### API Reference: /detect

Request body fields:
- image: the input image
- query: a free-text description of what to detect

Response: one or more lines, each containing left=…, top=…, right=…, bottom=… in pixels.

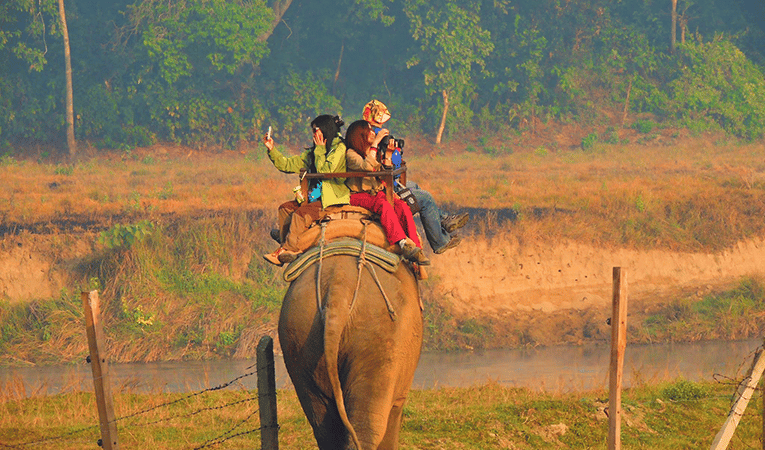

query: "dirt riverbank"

left=3, top=224, right=764, bottom=349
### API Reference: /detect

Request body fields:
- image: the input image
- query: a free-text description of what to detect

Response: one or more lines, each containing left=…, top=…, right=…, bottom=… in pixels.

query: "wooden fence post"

left=608, top=267, right=628, bottom=450
left=710, top=345, right=765, bottom=450
left=82, top=290, right=119, bottom=450
left=257, top=336, right=279, bottom=449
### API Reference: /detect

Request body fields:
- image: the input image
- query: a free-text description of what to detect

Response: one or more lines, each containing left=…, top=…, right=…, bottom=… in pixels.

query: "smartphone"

left=266, top=126, right=272, bottom=140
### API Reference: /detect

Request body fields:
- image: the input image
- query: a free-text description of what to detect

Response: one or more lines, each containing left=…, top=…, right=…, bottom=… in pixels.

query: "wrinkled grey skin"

left=278, top=255, right=423, bottom=450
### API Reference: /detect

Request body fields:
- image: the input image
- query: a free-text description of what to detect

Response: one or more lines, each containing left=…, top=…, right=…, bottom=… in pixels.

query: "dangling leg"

left=265, top=201, right=322, bottom=265
left=393, top=198, right=422, bottom=248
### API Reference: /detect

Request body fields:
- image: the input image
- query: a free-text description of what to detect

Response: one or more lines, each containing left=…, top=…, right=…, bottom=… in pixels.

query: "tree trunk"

left=333, top=41, right=344, bottom=94
left=621, top=77, right=632, bottom=126
left=435, top=90, right=449, bottom=145
left=58, top=0, right=76, bottom=157
left=670, top=0, right=678, bottom=54
left=679, top=15, right=687, bottom=44
left=258, top=0, right=294, bottom=42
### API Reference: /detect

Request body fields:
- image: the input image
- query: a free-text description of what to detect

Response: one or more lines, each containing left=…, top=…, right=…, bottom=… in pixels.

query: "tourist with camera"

left=262, top=115, right=350, bottom=266
left=344, top=120, right=430, bottom=266
left=361, top=100, right=468, bottom=255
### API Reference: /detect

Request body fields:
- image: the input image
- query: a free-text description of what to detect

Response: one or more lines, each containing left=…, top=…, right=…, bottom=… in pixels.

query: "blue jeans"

left=395, top=180, right=450, bottom=252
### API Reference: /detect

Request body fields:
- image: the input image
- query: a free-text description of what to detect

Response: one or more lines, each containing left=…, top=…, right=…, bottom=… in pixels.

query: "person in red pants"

left=344, top=119, right=430, bottom=266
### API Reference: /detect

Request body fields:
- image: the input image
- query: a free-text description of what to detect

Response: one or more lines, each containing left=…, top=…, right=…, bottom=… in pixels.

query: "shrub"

left=633, top=119, right=657, bottom=134
left=661, top=379, right=710, bottom=401
left=667, top=38, right=765, bottom=140
left=99, top=220, right=157, bottom=250
left=581, top=133, right=598, bottom=150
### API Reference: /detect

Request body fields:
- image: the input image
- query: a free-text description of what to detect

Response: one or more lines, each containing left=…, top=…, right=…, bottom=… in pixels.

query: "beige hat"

left=362, top=99, right=391, bottom=126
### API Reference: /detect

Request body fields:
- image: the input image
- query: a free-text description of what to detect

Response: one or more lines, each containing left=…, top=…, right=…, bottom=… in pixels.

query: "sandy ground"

left=428, top=234, right=765, bottom=318
left=5, top=230, right=765, bottom=317
left=0, top=233, right=92, bottom=302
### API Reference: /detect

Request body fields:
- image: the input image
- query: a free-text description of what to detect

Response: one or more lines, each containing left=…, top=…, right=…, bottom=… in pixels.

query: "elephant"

left=278, top=252, right=423, bottom=450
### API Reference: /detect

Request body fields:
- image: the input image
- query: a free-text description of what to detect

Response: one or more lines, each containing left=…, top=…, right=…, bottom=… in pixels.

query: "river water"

left=1, top=339, right=761, bottom=396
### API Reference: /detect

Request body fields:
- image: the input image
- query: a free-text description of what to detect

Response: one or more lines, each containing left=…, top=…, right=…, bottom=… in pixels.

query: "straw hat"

left=361, top=99, right=391, bottom=126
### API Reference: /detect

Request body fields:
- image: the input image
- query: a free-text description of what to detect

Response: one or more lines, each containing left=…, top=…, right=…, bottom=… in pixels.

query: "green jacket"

left=267, top=135, right=350, bottom=208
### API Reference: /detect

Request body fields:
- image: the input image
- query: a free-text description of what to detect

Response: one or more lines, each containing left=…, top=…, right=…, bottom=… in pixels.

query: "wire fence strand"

left=0, top=361, right=269, bottom=449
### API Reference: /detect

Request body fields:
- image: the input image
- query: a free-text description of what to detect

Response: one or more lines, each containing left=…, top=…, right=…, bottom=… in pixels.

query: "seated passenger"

left=344, top=120, right=430, bottom=266
left=263, top=115, right=350, bottom=266
left=362, top=99, right=468, bottom=254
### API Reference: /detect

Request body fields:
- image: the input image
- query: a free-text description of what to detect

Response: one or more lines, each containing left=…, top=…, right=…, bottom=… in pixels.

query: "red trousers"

left=350, top=191, right=421, bottom=247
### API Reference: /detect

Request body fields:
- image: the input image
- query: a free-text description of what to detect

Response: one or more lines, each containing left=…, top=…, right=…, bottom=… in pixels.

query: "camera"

left=378, top=134, right=405, bottom=169
left=379, top=135, right=405, bottom=151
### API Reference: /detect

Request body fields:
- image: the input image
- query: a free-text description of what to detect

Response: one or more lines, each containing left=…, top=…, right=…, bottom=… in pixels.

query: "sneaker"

left=269, top=228, right=281, bottom=244
left=441, top=213, right=469, bottom=233
left=263, top=248, right=286, bottom=266
left=434, top=235, right=461, bottom=255
left=400, top=238, right=431, bottom=266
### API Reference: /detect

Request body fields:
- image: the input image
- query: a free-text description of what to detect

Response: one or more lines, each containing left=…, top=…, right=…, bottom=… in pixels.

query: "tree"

left=0, top=0, right=63, bottom=145
left=57, top=0, right=76, bottom=156
left=671, top=0, right=678, bottom=54
left=124, top=0, right=273, bottom=145
left=404, top=0, right=493, bottom=143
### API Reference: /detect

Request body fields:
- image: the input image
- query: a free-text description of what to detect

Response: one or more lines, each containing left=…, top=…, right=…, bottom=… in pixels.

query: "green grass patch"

left=4, top=380, right=760, bottom=449
left=638, top=277, right=765, bottom=342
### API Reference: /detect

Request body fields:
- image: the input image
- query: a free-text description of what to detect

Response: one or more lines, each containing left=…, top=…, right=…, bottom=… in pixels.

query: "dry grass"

left=0, top=148, right=288, bottom=225
left=4, top=132, right=763, bottom=252
left=2, top=130, right=765, bottom=363
left=0, top=137, right=761, bottom=248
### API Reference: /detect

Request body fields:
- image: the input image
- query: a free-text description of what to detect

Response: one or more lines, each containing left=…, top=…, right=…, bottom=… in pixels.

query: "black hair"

left=310, top=114, right=345, bottom=150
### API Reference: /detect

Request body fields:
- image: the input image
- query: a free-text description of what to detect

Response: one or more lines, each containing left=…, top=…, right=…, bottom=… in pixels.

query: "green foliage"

left=404, top=0, right=493, bottom=137
left=0, top=0, right=764, bottom=147
left=633, top=118, right=657, bottom=134
left=667, top=38, right=765, bottom=140
left=275, top=71, right=342, bottom=141
left=506, top=15, right=548, bottom=127
left=0, top=0, right=60, bottom=72
left=99, top=220, right=156, bottom=250
left=0, top=291, right=83, bottom=362
left=581, top=133, right=598, bottom=150
left=661, top=379, right=711, bottom=401
left=601, top=127, right=620, bottom=144
left=456, top=318, right=493, bottom=349
left=53, top=164, right=73, bottom=175
left=121, top=0, right=273, bottom=146
left=640, top=277, right=765, bottom=342
left=0, top=152, right=17, bottom=166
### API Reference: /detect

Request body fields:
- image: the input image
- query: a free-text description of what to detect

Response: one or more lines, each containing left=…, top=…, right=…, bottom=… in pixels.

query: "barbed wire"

left=191, top=408, right=263, bottom=449
left=0, top=361, right=267, bottom=449
left=111, top=362, right=259, bottom=425
left=122, top=395, right=258, bottom=428
left=0, top=423, right=100, bottom=449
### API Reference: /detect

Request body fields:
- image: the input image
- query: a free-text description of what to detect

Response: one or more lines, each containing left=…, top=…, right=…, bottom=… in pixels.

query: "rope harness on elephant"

left=314, top=221, right=397, bottom=322
left=350, top=221, right=396, bottom=321
left=315, top=223, right=327, bottom=318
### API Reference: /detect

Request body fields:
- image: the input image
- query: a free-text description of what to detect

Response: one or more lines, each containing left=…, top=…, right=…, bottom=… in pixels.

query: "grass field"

left=1, top=129, right=765, bottom=363
left=3, top=130, right=764, bottom=251
left=0, top=378, right=762, bottom=449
